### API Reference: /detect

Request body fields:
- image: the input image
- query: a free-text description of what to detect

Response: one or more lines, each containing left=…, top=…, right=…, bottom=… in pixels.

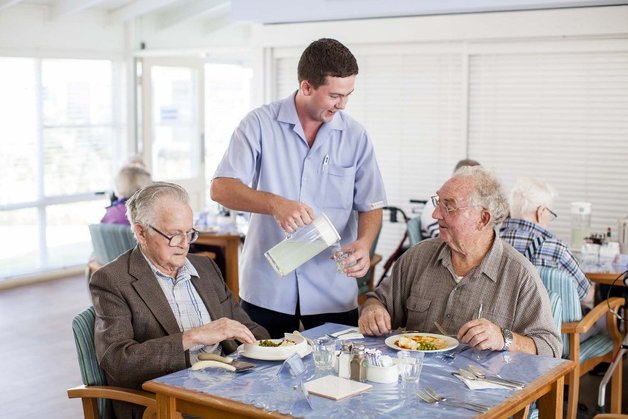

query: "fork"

left=433, top=321, right=448, bottom=335
left=326, top=329, right=359, bottom=339
left=416, top=389, right=489, bottom=414
left=443, top=345, right=470, bottom=360
left=426, top=387, right=490, bottom=412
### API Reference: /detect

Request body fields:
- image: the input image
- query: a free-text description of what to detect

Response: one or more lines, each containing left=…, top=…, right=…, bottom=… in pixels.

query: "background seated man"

left=420, top=158, right=480, bottom=239
left=500, top=178, right=594, bottom=308
left=91, top=182, right=269, bottom=419
left=101, top=164, right=152, bottom=225
left=359, top=167, right=561, bottom=357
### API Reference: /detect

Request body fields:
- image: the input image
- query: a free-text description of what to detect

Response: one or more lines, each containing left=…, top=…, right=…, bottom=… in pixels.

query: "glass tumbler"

left=312, top=338, right=336, bottom=370
left=397, top=350, right=424, bottom=383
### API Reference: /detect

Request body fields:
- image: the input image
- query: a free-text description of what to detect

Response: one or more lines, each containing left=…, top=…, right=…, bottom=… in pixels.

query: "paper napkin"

left=453, top=373, right=513, bottom=390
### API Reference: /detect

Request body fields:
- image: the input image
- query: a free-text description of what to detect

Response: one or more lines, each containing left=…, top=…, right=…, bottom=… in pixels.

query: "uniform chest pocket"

left=319, top=164, right=356, bottom=209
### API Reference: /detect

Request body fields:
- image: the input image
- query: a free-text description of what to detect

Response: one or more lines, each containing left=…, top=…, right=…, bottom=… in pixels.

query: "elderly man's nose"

left=432, top=205, right=443, bottom=219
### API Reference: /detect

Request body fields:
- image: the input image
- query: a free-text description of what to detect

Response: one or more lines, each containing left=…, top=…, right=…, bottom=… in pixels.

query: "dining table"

left=143, top=323, right=574, bottom=419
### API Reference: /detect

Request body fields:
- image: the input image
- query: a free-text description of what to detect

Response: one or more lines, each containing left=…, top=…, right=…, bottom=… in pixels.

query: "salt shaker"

left=350, top=344, right=368, bottom=382
left=337, top=341, right=352, bottom=379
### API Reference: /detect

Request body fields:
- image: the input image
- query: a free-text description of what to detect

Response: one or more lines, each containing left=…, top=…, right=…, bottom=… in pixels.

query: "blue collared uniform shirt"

left=213, top=92, right=387, bottom=315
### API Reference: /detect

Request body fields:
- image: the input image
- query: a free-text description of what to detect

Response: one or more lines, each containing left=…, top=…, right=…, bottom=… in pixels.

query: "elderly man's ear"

left=133, top=224, right=147, bottom=245
left=478, top=210, right=492, bottom=230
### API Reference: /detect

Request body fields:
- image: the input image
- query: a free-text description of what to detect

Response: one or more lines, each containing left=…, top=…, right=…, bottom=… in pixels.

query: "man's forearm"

left=210, top=177, right=276, bottom=214
left=512, top=332, right=537, bottom=355
left=357, top=208, right=383, bottom=249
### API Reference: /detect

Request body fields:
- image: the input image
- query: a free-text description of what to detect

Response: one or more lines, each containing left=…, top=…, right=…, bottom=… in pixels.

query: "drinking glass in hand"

left=396, top=350, right=424, bottom=383
left=330, top=242, right=357, bottom=273
left=312, top=338, right=336, bottom=370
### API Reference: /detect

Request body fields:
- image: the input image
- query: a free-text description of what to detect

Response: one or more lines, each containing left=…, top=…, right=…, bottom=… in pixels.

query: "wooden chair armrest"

left=67, top=385, right=156, bottom=408
left=370, top=253, right=382, bottom=268
left=564, top=297, right=625, bottom=334
left=561, top=321, right=579, bottom=334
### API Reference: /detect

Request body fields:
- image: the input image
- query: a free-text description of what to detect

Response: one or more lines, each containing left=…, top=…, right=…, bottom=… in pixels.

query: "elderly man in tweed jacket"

left=91, top=182, right=269, bottom=419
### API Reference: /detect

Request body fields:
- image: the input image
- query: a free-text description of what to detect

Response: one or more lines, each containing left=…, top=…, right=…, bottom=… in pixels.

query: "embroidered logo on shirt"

left=370, top=201, right=385, bottom=209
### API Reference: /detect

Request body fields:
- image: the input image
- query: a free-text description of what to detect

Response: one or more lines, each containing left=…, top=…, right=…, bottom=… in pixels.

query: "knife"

left=192, top=353, right=256, bottom=372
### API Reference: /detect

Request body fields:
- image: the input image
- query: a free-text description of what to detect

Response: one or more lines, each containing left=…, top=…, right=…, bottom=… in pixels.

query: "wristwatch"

left=501, top=328, right=513, bottom=351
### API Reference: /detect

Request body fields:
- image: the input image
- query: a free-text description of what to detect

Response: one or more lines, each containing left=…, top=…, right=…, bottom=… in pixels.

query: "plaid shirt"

left=499, top=218, right=591, bottom=301
left=143, top=254, right=221, bottom=362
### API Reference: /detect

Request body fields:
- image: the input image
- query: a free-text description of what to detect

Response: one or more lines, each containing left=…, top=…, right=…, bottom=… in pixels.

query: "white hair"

left=452, top=166, right=509, bottom=229
left=509, top=178, right=556, bottom=218
left=115, top=165, right=152, bottom=199
left=125, top=182, right=190, bottom=227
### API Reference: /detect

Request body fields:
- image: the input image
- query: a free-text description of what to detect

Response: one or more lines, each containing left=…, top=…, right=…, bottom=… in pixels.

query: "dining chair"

left=519, top=290, right=561, bottom=419
left=67, top=306, right=156, bottom=419
left=406, top=216, right=423, bottom=247
left=357, top=228, right=382, bottom=305
left=86, top=224, right=136, bottom=279
left=537, top=266, right=624, bottom=419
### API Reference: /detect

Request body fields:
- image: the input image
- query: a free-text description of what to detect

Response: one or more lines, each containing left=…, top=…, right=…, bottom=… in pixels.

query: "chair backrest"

left=537, top=266, right=582, bottom=357
left=72, top=306, right=107, bottom=387
left=547, top=290, right=563, bottom=335
left=407, top=216, right=422, bottom=246
left=72, top=306, right=109, bottom=418
left=89, top=224, right=136, bottom=265
left=356, top=227, right=382, bottom=295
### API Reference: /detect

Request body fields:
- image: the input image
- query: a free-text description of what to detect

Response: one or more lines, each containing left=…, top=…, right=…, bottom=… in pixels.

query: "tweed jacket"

left=90, top=246, right=269, bottom=418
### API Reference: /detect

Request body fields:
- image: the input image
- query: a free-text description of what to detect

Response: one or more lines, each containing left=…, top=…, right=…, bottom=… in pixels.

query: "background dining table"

left=143, top=323, right=574, bottom=418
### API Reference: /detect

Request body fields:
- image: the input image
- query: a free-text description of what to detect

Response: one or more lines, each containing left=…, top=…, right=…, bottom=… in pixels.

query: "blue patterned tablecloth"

left=151, top=323, right=567, bottom=418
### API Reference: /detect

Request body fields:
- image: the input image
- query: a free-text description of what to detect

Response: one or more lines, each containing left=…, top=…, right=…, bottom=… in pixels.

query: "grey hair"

left=509, top=178, right=556, bottom=219
left=115, top=165, right=152, bottom=199
left=125, top=181, right=190, bottom=226
left=453, top=166, right=509, bottom=229
left=453, top=158, right=480, bottom=173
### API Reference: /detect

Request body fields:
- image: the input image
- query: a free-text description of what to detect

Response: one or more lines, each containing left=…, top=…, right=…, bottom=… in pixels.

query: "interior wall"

left=0, top=4, right=125, bottom=58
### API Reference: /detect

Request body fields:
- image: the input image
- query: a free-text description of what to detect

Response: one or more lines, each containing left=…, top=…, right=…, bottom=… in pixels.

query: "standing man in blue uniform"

left=211, top=38, right=387, bottom=337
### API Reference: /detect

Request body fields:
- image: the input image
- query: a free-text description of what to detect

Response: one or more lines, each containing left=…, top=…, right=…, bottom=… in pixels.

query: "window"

left=204, top=63, right=254, bottom=205
left=0, top=57, right=122, bottom=280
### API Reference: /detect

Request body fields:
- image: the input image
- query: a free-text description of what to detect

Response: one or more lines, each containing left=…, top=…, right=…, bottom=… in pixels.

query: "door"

left=141, top=58, right=205, bottom=211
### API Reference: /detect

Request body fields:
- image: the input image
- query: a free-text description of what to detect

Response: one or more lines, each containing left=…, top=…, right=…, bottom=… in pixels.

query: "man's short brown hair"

left=297, top=38, right=359, bottom=89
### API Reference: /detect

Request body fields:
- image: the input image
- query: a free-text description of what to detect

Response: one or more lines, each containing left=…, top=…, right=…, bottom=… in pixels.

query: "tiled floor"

left=0, top=274, right=626, bottom=418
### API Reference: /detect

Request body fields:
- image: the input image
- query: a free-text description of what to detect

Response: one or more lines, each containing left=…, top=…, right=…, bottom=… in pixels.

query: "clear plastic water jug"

left=264, top=213, right=341, bottom=276
left=570, top=202, right=591, bottom=250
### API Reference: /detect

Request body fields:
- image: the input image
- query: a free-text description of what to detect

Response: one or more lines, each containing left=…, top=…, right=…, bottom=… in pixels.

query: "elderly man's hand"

left=183, top=318, right=257, bottom=350
left=358, top=300, right=391, bottom=336
left=457, top=318, right=504, bottom=351
left=268, top=196, right=314, bottom=234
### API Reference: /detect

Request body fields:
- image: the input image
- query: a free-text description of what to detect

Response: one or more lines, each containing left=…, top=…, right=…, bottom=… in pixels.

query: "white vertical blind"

left=274, top=51, right=465, bottom=280
left=468, top=51, right=628, bottom=244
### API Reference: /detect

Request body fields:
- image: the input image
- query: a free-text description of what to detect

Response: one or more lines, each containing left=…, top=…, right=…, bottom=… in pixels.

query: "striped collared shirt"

left=142, top=253, right=221, bottom=363
left=500, top=218, right=591, bottom=301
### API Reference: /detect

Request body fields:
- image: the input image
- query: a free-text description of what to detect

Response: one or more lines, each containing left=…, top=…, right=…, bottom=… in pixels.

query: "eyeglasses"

left=431, top=195, right=476, bottom=215
left=544, top=207, right=558, bottom=221
left=149, top=225, right=198, bottom=247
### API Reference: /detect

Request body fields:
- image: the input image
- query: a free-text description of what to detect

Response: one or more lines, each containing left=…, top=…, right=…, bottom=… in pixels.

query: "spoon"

left=467, top=365, right=525, bottom=387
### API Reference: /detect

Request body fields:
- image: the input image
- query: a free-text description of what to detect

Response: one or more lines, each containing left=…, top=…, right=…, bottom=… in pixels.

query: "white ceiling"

left=3, top=0, right=627, bottom=33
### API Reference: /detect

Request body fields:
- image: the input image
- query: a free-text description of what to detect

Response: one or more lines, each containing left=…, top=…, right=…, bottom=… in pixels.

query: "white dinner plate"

left=237, top=343, right=313, bottom=361
left=384, top=332, right=458, bottom=353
